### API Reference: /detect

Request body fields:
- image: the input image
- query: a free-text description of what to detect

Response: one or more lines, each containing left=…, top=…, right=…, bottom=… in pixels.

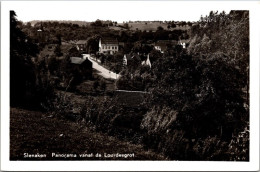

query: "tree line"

left=21, top=20, right=189, bottom=45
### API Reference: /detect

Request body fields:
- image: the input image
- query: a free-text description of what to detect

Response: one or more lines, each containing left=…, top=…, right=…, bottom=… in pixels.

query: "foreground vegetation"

left=10, top=107, right=165, bottom=160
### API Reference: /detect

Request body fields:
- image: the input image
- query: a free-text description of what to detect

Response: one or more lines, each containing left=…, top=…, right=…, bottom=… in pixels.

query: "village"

left=33, top=20, right=189, bottom=78
left=26, top=20, right=191, bottom=108
left=73, top=37, right=187, bottom=79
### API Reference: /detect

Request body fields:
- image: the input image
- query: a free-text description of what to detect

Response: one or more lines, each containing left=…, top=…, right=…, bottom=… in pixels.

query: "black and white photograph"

left=1, top=1, right=259, bottom=171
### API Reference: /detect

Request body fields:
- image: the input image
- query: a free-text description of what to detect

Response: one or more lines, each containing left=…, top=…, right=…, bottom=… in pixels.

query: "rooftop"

left=70, top=57, right=86, bottom=64
left=101, top=38, right=119, bottom=45
left=154, top=40, right=179, bottom=51
left=76, top=40, right=88, bottom=45
left=178, top=39, right=190, bottom=44
left=155, top=40, right=178, bottom=46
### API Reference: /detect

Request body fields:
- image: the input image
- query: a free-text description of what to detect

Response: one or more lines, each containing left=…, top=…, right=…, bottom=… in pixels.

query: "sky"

left=8, top=1, right=238, bottom=23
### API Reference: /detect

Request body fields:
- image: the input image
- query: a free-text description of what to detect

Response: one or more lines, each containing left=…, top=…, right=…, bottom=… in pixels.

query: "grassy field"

left=10, top=107, right=166, bottom=160
left=37, top=43, right=73, bottom=61
left=112, top=22, right=190, bottom=31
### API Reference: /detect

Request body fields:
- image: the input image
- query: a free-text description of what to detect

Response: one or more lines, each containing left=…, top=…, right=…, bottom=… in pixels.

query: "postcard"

left=1, top=1, right=259, bottom=171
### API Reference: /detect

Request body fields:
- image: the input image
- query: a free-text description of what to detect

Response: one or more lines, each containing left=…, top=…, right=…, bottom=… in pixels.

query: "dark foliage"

left=140, top=11, right=249, bottom=160
left=10, top=11, right=39, bottom=107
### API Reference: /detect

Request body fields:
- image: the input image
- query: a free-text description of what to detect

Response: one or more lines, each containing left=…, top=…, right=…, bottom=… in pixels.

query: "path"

left=83, top=55, right=120, bottom=80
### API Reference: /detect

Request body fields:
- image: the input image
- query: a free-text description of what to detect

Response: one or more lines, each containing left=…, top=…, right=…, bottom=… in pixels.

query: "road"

left=84, top=55, right=120, bottom=80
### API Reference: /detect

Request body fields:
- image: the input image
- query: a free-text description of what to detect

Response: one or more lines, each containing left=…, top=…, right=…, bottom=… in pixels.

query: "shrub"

left=227, top=123, right=249, bottom=161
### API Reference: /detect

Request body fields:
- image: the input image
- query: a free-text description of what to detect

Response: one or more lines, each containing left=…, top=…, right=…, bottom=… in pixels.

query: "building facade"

left=76, top=40, right=88, bottom=52
left=99, top=38, right=119, bottom=55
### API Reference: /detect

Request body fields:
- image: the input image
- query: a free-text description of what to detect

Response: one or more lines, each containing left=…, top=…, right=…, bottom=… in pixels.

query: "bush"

left=51, top=92, right=90, bottom=122
left=54, top=45, right=63, bottom=57
left=227, top=123, right=249, bottom=161
left=140, top=106, right=248, bottom=160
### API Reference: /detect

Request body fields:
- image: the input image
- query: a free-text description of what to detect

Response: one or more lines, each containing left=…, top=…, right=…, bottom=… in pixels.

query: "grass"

left=111, top=22, right=190, bottom=31
left=10, top=107, right=166, bottom=160
left=75, top=69, right=116, bottom=95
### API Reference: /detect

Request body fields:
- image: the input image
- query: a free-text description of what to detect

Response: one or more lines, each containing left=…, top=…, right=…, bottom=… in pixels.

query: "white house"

left=99, top=38, right=119, bottom=55
left=123, top=54, right=128, bottom=66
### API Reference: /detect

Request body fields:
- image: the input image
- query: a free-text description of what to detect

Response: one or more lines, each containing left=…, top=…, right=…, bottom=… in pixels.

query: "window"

left=115, top=46, right=118, bottom=50
left=102, top=46, right=104, bottom=49
left=112, top=46, right=114, bottom=49
left=108, top=46, right=110, bottom=49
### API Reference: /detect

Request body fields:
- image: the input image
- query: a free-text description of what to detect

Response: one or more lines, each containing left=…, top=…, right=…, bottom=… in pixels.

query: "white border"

left=1, top=1, right=259, bottom=171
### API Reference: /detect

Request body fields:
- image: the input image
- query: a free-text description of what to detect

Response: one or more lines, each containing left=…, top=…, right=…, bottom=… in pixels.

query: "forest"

left=10, top=10, right=249, bottom=161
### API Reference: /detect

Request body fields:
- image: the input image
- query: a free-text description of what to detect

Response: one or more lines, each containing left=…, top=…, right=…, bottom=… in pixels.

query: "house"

left=154, top=40, right=178, bottom=53
left=70, top=56, right=92, bottom=80
left=123, top=54, right=134, bottom=66
left=154, top=42, right=166, bottom=53
left=99, top=38, right=119, bottom=55
left=123, top=54, right=128, bottom=66
left=141, top=54, right=151, bottom=68
left=76, top=40, right=88, bottom=52
left=178, top=39, right=189, bottom=49
left=123, top=54, right=141, bottom=67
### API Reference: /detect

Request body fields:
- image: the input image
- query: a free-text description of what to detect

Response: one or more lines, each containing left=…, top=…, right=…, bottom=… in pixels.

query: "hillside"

left=110, top=22, right=191, bottom=32
left=10, top=107, right=166, bottom=160
left=127, top=22, right=190, bottom=31
left=28, top=20, right=91, bottom=27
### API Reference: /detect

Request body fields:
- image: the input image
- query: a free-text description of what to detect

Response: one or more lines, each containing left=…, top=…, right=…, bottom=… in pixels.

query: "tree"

left=150, top=46, right=247, bottom=140
left=10, top=11, right=39, bottom=106
left=100, top=54, right=106, bottom=64
left=91, top=19, right=103, bottom=27
left=188, top=10, right=249, bottom=108
left=123, top=23, right=129, bottom=29
left=123, top=43, right=134, bottom=54
left=109, top=22, right=113, bottom=26
left=93, top=80, right=100, bottom=92
left=100, top=79, right=107, bottom=91
left=149, top=49, right=162, bottom=63
left=157, top=26, right=164, bottom=31
left=54, top=45, right=63, bottom=57
left=68, top=46, right=81, bottom=57
left=56, top=33, right=62, bottom=45
left=187, top=22, right=193, bottom=27
left=48, top=57, right=59, bottom=75
left=87, top=37, right=99, bottom=54
left=171, top=23, right=176, bottom=28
